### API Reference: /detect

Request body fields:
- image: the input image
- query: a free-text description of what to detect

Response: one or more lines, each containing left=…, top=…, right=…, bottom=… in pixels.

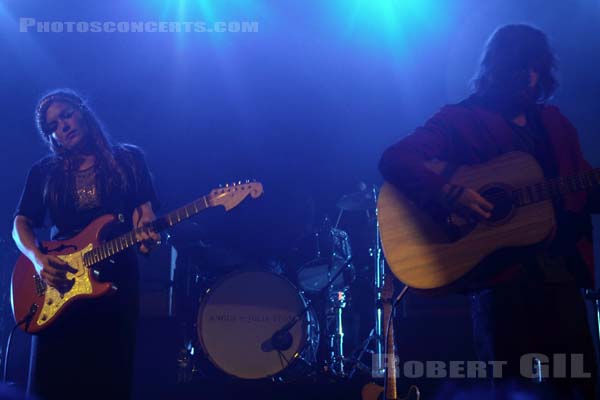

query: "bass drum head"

left=197, top=270, right=317, bottom=380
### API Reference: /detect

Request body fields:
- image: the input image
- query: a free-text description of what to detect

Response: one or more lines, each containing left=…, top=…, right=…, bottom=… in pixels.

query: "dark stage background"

left=1, top=0, right=599, bottom=399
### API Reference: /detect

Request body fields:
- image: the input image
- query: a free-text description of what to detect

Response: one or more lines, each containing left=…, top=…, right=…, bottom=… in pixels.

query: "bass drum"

left=197, top=270, right=319, bottom=380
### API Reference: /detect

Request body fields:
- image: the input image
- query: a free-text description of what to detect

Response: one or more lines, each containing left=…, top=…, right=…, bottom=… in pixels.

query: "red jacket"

left=379, top=96, right=598, bottom=288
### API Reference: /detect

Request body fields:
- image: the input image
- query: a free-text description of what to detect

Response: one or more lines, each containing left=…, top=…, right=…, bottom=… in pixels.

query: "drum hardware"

left=347, top=327, right=377, bottom=377
left=276, top=255, right=353, bottom=377
left=584, top=288, right=600, bottom=376
left=335, top=188, right=375, bottom=212
left=324, top=288, right=347, bottom=377
left=196, top=270, right=319, bottom=381
left=371, top=189, right=386, bottom=378
left=292, top=215, right=355, bottom=377
left=296, top=219, right=354, bottom=293
left=176, top=341, right=196, bottom=384
left=170, top=233, right=245, bottom=377
left=264, top=291, right=317, bottom=354
left=173, top=183, right=395, bottom=383
left=336, top=185, right=387, bottom=379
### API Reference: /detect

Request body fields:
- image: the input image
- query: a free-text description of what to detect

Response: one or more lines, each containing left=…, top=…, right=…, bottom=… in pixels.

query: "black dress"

left=14, top=144, right=158, bottom=400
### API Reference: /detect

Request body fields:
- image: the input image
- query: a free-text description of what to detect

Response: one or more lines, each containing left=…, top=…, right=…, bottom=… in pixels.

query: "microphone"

left=270, top=328, right=293, bottom=351
left=264, top=314, right=300, bottom=352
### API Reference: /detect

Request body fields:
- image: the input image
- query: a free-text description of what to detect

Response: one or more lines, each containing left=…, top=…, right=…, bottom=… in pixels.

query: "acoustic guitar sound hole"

left=480, top=186, right=514, bottom=223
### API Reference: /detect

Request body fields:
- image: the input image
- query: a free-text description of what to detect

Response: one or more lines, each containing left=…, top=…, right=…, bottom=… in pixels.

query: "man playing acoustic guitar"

left=379, top=24, right=599, bottom=399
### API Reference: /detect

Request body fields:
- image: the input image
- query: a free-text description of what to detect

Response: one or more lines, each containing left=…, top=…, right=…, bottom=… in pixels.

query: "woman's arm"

left=12, top=215, right=42, bottom=262
left=12, top=215, right=75, bottom=290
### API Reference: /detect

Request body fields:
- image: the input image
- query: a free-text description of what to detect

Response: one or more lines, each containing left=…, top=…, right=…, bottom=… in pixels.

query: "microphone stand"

left=584, top=289, right=600, bottom=360
left=347, top=185, right=385, bottom=379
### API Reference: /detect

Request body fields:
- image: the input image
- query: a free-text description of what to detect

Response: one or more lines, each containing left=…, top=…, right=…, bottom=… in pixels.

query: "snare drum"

left=197, top=270, right=319, bottom=380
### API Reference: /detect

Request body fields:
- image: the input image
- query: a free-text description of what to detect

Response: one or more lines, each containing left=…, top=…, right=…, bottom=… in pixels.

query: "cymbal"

left=336, top=191, right=375, bottom=211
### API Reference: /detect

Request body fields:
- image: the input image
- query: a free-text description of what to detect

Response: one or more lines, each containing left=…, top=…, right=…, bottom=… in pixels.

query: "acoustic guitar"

left=11, top=181, right=263, bottom=333
left=378, top=151, right=599, bottom=289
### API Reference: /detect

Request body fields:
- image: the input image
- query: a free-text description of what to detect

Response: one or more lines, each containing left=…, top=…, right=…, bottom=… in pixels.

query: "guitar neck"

left=83, top=196, right=210, bottom=267
left=514, top=167, right=600, bottom=206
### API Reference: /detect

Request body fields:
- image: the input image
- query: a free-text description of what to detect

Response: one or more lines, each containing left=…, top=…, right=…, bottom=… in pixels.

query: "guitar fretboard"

left=83, top=196, right=210, bottom=267
left=514, top=168, right=600, bottom=206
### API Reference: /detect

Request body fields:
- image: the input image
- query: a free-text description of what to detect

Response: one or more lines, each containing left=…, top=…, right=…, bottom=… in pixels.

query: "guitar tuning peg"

left=238, top=180, right=242, bottom=185
left=225, top=183, right=229, bottom=188
left=245, top=179, right=250, bottom=183
left=218, top=184, right=223, bottom=188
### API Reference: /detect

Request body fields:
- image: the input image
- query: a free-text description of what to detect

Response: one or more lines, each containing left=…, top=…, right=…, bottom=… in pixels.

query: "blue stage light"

left=325, top=0, right=451, bottom=52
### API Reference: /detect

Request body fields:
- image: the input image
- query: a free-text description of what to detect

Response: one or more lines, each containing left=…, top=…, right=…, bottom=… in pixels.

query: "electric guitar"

left=11, top=181, right=264, bottom=333
left=378, top=151, right=599, bottom=289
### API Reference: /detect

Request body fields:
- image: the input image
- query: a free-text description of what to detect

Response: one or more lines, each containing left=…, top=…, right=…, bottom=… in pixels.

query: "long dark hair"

left=472, top=24, right=558, bottom=104
left=35, top=89, right=131, bottom=211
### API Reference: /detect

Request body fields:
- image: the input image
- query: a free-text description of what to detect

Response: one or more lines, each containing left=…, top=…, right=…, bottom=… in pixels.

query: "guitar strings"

left=453, top=168, right=599, bottom=206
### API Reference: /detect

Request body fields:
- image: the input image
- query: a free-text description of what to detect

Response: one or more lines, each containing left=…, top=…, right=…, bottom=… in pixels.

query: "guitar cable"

left=2, top=306, right=36, bottom=384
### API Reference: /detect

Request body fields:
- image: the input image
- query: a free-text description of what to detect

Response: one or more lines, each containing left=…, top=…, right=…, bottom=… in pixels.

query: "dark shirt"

left=379, top=96, right=596, bottom=288
left=15, top=144, right=159, bottom=293
left=509, top=114, right=555, bottom=176
left=506, top=112, right=576, bottom=283
left=15, top=144, right=158, bottom=240
left=72, top=165, right=102, bottom=211
left=15, top=145, right=159, bottom=399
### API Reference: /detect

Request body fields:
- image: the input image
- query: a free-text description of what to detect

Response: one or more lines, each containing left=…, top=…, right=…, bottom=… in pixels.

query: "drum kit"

left=173, top=185, right=392, bottom=383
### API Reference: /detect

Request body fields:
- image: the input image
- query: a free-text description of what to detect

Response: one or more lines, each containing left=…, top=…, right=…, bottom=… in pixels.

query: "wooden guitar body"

left=361, top=383, right=386, bottom=400
left=11, top=215, right=118, bottom=334
left=361, top=383, right=420, bottom=400
left=378, top=152, right=555, bottom=289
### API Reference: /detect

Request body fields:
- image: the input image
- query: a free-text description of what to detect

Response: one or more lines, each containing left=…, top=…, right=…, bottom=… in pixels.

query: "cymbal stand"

left=374, top=185, right=385, bottom=375
left=584, top=289, right=600, bottom=364
left=325, top=287, right=347, bottom=377
left=348, top=185, right=385, bottom=378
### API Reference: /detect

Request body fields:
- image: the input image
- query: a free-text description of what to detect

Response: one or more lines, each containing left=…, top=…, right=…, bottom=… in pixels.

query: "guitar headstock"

left=208, top=180, right=264, bottom=211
